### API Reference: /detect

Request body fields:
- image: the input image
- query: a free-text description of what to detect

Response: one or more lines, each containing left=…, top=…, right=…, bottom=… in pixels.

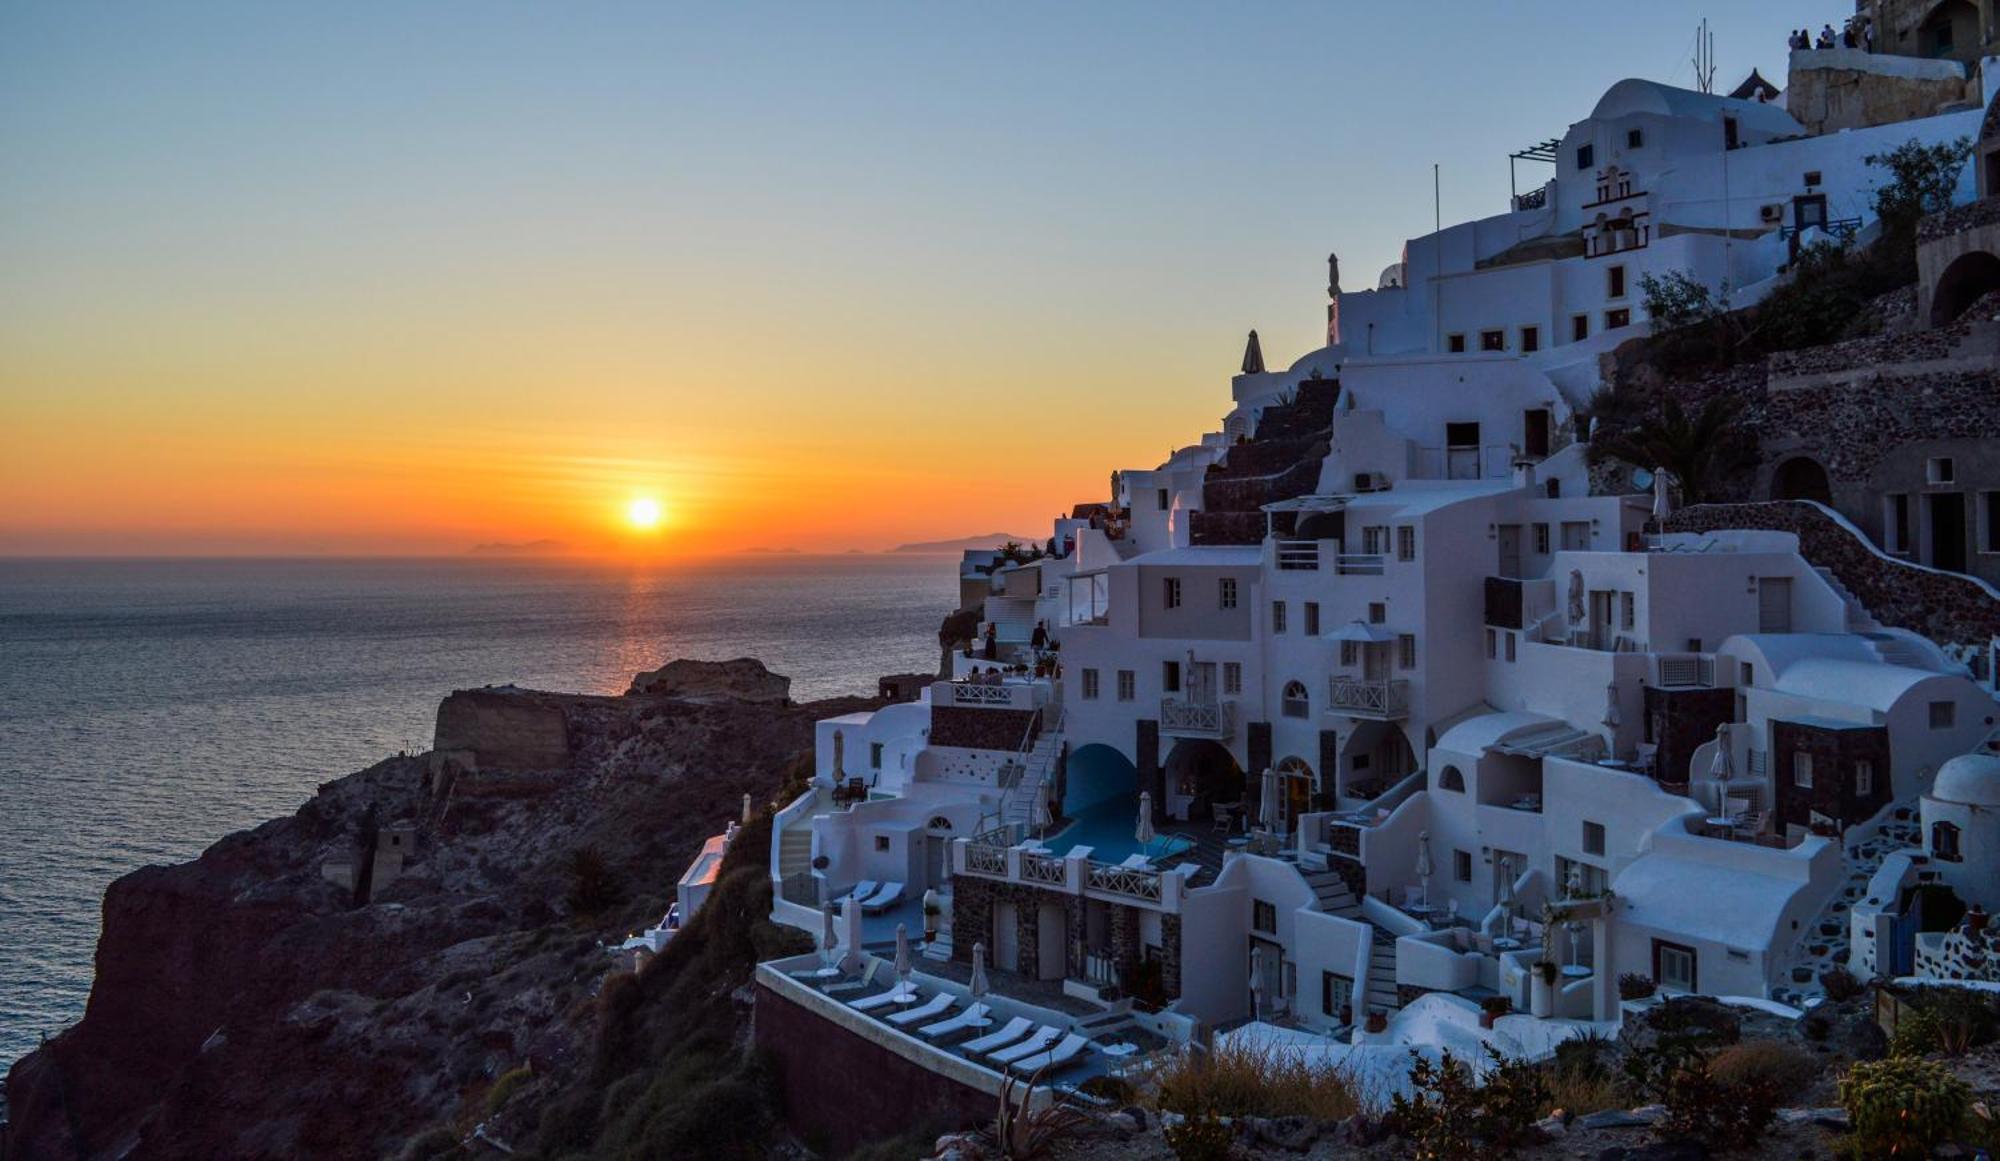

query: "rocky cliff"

left=3, top=660, right=868, bottom=1160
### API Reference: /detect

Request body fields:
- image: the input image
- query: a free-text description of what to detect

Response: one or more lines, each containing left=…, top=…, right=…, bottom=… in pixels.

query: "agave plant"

left=992, top=1066, right=1094, bottom=1160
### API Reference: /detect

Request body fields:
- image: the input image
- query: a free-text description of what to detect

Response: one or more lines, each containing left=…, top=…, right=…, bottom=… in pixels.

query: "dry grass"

left=1143, top=1041, right=1364, bottom=1121
left=1544, top=1066, right=1622, bottom=1117
left=1709, top=1039, right=1822, bottom=1102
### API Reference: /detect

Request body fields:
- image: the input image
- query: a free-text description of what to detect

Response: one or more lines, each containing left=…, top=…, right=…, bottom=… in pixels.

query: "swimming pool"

left=1040, top=794, right=1194, bottom=862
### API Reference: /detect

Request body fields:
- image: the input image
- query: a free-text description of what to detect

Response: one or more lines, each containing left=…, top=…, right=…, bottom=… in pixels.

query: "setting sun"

left=624, top=496, right=664, bottom=531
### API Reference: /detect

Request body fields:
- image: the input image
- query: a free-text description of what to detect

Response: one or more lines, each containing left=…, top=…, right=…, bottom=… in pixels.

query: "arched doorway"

left=1931, top=249, right=2000, bottom=326
left=1770, top=456, right=1832, bottom=504
left=1339, top=722, right=1417, bottom=803
left=1275, top=756, right=1316, bottom=832
left=1920, top=0, right=1979, bottom=59
left=1164, top=738, right=1244, bottom=822
left=1064, top=743, right=1136, bottom=818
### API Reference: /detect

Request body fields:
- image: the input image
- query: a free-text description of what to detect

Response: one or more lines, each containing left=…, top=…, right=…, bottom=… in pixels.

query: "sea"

left=0, top=553, right=958, bottom=1072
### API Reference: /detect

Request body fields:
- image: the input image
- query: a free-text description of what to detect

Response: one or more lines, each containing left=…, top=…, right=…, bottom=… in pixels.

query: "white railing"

left=964, top=844, right=1008, bottom=877
left=1327, top=677, right=1410, bottom=718
left=1275, top=540, right=1320, bottom=571
left=1021, top=852, right=1068, bottom=885
left=1656, top=654, right=1717, bottom=688
left=1336, top=554, right=1385, bottom=576
left=1160, top=697, right=1233, bottom=737
left=1086, top=861, right=1164, bottom=902
left=943, top=681, right=1023, bottom=706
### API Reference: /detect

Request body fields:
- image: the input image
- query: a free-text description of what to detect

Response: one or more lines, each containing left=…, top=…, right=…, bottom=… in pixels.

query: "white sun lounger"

left=861, top=881, right=905, bottom=912
left=959, top=1016, right=1035, bottom=1055
left=851, top=984, right=918, bottom=1012
left=1008, top=1032, right=1091, bottom=1075
left=987, top=1024, right=1064, bottom=1065
left=834, top=880, right=879, bottom=907
left=919, top=1002, right=992, bottom=1038
left=886, top=991, right=955, bottom=1025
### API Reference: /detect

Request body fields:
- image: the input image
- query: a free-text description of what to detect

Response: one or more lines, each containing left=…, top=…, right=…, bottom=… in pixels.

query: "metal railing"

left=1160, top=697, right=1232, bottom=737
left=1656, top=655, right=1717, bottom=688
left=1275, top=540, right=1320, bottom=571
left=1513, top=186, right=1548, bottom=211
left=1086, top=861, right=1163, bottom=902
left=1335, top=554, right=1385, bottom=576
left=1327, top=677, right=1410, bottom=718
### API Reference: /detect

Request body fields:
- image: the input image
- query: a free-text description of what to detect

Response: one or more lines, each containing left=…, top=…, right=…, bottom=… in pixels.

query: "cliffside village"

left=647, top=3, right=2000, bottom=1123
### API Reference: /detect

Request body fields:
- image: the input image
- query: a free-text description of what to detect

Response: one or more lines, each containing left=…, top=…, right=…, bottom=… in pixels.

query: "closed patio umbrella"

left=1259, top=767, right=1280, bottom=834
left=743, top=792, right=754, bottom=826
left=1136, top=791, right=1156, bottom=858
left=970, top=941, right=990, bottom=999
left=1652, top=467, right=1674, bottom=524
left=1496, top=855, right=1518, bottom=933
left=1415, top=830, right=1434, bottom=912
left=1602, top=684, right=1622, bottom=730
left=820, top=904, right=838, bottom=969
left=1709, top=724, right=1735, bottom=818
left=893, top=923, right=915, bottom=1002
left=1567, top=569, right=1586, bottom=625
left=1249, top=944, right=1266, bottom=1021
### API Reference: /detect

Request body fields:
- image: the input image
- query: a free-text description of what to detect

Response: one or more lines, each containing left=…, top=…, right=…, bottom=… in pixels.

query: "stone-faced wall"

left=432, top=689, right=571, bottom=771
left=1771, top=718, right=1892, bottom=833
left=1160, top=913, right=1184, bottom=998
left=755, top=983, right=995, bottom=1155
left=929, top=705, right=1039, bottom=750
left=1665, top=502, right=2000, bottom=647
left=1643, top=686, right=1737, bottom=789
left=1785, top=48, right=1974, bottom=135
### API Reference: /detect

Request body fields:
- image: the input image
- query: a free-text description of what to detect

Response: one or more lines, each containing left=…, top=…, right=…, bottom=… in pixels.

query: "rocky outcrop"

left=627, top=657, right=791, bottom=704
left=3, top=663, right=874, bottom=1160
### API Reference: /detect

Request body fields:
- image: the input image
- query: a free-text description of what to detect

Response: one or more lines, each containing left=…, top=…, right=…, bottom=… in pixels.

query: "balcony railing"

left=1275, top=540, right=1320, bottom=571
left=1513, top=186, right=1548, bottom=212
left=964, top=844, right=1008, bottom=877
left=1021, top=852, right=1067, bottom=885
left=1655, top=655, right=1717, bottom=689
left=943, top=681, right=1022, bottom=706
left=1086, top=861, right=1163, bottom=902
left=1160, top=697, right=1234, bottom=738
left=1327, top=677, right=1410, bottom=719
left=1335, top=554, right=1385, bottom=576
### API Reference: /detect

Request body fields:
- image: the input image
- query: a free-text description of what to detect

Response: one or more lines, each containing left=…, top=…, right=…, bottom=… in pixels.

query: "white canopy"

left=1327, top=620, right=1397, bottom=644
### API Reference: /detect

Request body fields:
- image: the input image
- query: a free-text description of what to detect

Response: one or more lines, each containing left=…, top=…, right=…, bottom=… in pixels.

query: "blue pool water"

left=1043, top=794, right=1194, bottom=862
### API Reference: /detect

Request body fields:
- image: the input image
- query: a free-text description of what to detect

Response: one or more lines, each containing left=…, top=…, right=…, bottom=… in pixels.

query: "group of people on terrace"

left=1790, top=18, right=1874, bottom=52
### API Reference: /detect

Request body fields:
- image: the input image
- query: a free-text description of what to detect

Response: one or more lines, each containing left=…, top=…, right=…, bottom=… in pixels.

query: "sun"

left=624, top=496, right=664, bottom=531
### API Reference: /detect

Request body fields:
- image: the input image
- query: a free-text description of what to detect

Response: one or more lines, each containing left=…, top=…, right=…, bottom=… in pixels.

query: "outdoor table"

left=1101, top=1043, right=1138, bottom=1058
left=1226, top=837, right=1250, bottom=848
left=1560, top=965, right=1591, bottom=979
left=811, top=966, right=842, bottom=979
left=1492, top=937, right=1522, bottom=952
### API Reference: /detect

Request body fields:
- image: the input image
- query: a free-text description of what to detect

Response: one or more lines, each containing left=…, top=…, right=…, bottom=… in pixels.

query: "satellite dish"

left=1631, top=468, right=1655, bottom=490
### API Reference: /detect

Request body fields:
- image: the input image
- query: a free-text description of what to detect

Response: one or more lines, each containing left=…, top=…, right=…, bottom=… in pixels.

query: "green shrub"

left=1839, top=1055, right=1972, bottom=1157
left=1820, top=966, right=1864, bottom=1002
left=1387, top=1046, right=1549, bottom=1159
left=1163, top=1112, right=1233, bottom=1161
left=484, top=1065, right=534, bottom=1116
left=1894, top=986, right=1998, bottom=1057
left=1623, top=1036, right=1778, bottom=1150
left=1709, top=1039, right=1820, bottom=1102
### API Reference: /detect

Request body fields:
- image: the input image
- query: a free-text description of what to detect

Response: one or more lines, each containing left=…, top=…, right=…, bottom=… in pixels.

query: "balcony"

left=1327, top=677, right=1410, bottom=720
left=1275, top=540, right=1320, bottom=571
left=1161, top=697, right=1234, bottom=739
left=1335, top=553, right=1385, bottom=576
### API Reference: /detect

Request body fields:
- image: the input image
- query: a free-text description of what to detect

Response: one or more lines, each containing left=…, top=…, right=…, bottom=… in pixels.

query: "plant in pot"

left=1366, top=1009, right=1388, bottom=1033
left=1480, top=994, right=1512, bottom=1029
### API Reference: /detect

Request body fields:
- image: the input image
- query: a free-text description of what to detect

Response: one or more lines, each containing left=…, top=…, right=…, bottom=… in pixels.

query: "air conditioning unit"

left=1759, top=203, right=1783, bottom=223
left=1352, top=471, right=1391, bottom=493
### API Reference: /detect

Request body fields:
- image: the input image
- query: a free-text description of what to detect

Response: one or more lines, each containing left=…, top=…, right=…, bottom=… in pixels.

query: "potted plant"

left=1480, top=995, right=1512, bottom=1029
left=1365, top=1009, right=1388, bottom=1033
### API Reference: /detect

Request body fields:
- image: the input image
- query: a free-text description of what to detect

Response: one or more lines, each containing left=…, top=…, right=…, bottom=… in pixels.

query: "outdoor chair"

left=960, top=1016, right=1035, bottom=1055
left=822, top=959, right=883, bottom=994
left=987, top=1024, right=1065, bottom=1065
left=852, top=983, right=918, bottom=1012
left=886, top=991, right=955, bottom=1025
left=919, top=1002, right=992, bottom=1038
left=834, top=880, right=878, bottom=908
left=1008, top=1033, right=1091, bottom=1075
left=861, top=882, right=906, bottom=912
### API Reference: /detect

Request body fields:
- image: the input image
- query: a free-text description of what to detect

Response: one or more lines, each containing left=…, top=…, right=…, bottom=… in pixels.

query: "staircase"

left=778, top=826, right=814, bottom=881
left=1362, top=922, right=1402, bottom=1018
left=1815, top=566, right=1881, bottom=633
left=1772, top=802, right=1922, bottom=1007
left=1002, top=718, right=1066, bottom=830
left=1305, top=868, right=1364, bottom=921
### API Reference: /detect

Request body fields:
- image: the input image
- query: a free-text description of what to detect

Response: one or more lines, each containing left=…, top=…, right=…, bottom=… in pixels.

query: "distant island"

left=468, top=538, right=569, bottom=556
left=741, top=546, right=801, bottom=555
left=888, top=533, right=1037, bottom=554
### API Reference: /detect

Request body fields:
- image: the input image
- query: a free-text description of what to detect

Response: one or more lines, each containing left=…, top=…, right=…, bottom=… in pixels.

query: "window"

left=1981, top=492, right=2000, bottom=553
left=1890, top=494, right=1911, bottom=553
left=1281, top=680, right=1310, bottom=718
left=1368, top=602, right=1386, bottom=623
left=870, top=742, right=883, bottom=769
left=1505, top=632, right=1517, bottom=662
left=1219, top=577, right=1238, bottom=608
left=1521, top=325, right=1540, bottom=353
left=1793, top=751, right=1814, bottom=789
left=1304, top=602, right=1321, bottom=636
left=1572, top=314, right=1590, bottom=342
left=1446, top=422, right=1480, bottom=449
left=1606, top=307, right=1631, bottom=329
left=1448, top=333, right=1467, bottom=353
left=1223, top=662, right=1242, bottom=695
left=1163, top=576, right=1182, bottom=609
left=1163, top=660, right=1180, bottom=693
left=1855, top=760, right=1874, bottom=798
left=1804, top=170, right=1822, bottom=188
left=1339, top=640, right=1358, bottom=667
left=1583, top=821, right=1606, bottom=856
left=1655, top=940, right=1697, bottom=992
left=1362, top=525, right=1387, bottom=554
left=1480, top=329, right=1505, bottom=351
left=1116, top=669, right=1135, bottom=701
left=1485, top=628, right=1497, bottom=659
left=1157, top=487, right=1170, bottom=510
left=1933, top=821, right=1962, bottom=861
left=1607, top=265, right=1627, bottom=298
left=1723, top=116, right=1739, bottom=150
left=1576, top=143, right=1594, bottom=169
left=1929, top=456, right=1956, bottom=485
left=1397, top=525, right=1416, bottom=561
left=1546, top=478, right=1561, bottom=498
left=874, top=835, right=891, bottom=853
left=1253, top=899, right=1277, bottom=933
left=1081, top=668, right=1100, bottom=699
left=1272, top=601, right=1287, bottom=634
left=1439, top=765, right=1465, bottom=791
left=1453, top=849, right=1472, bottom=882
left=1399, top=634, right=1416, bottom=669
left=1930, top=700, right=1957, bottom=729
left=1620, top=592, right=1635, bottom=630
left=1626, top=128, right=1644, bottom=149
left=1533, top=523, right=1550, bottom=554
left=1321, top=971, right=1354, bottom=1019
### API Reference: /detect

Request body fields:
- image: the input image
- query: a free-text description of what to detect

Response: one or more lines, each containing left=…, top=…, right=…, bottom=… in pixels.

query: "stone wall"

left=928, top=705, right=1039, bottom=751
left=754, top=983, right=995, bottom=1155
left=1666, top=501, right=2000, bottom=646
left=1785, top=47, right=1974, bottom=135
left=431, top=689, right=571, bottom=771
left=1643, top=686, right=1736, bottom=789
left=1770, top=719, right=1892, bottom=832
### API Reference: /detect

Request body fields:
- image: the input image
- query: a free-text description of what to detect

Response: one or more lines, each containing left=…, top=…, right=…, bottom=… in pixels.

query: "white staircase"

left=1773, top=802, right=1922, bottom=1006
left=1814, top=566, right=1884, bottom=633
left=1363, top=922, right=1402, bottom=1018
left=1002, top=721, right=1065, bottom=829
left=1305, top=868, right=1364, bottom=920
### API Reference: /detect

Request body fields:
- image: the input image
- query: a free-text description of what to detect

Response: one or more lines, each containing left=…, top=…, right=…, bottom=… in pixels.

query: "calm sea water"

left=0, top=554, right=956, bottom=1070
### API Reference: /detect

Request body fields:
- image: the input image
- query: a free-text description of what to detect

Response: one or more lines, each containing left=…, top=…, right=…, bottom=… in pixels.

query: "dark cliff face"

left=4, top=664, right=875, bottom=1160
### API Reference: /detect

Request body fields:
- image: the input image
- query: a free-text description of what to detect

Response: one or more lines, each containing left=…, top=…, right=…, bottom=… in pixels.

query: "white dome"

left=1932, top=752, right=2000, bottom=807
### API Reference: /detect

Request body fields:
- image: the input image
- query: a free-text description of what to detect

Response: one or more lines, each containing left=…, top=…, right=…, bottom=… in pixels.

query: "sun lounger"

left=886, top=991, right=954, bottom=1025
left=821, top=959, right=881, bottom=994
left=919, top=1002, right=991, bottom=1038
left=960, top=1016, right=1034, bottom=1055
left=861, top=882, right=905, bottom=912
left=851, top=984, right=918, bottom=1012
left=987, top=1024, right=1064, bottom=1065
left=1008, top=1032, right=1091, bottom=1074
left=834, top=880, right=878, bottom=907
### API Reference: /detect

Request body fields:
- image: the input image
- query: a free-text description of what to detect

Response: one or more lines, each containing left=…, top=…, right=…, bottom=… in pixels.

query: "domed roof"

left=1932, top=751, right=2000, bottom=806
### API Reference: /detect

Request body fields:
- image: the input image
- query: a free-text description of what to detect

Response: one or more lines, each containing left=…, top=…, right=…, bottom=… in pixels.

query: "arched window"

left=1438, top=765, right=1466, bottom=792
left=1932, top=820, right=1962, bottom=861
left=927, top=816, right=953, bottom=832
left=1281, top=680, right=1310, bottom=719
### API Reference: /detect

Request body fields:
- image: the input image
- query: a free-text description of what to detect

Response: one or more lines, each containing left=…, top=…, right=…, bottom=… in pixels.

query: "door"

left=1188, top=661, right=1216, bottom=705
left=1249, top=939, right=1285, bottom=1017
left=1497, top=525, right=1523, bottom=578
left=1524, top=409, right=1550, bottom=459
left=1757, top=577, right=1792, bottom=633
left=1929, top=493, right=1967, bottom=572
left=926, top=836, right=949, bottom=886
left=1036, top=902, right=1068, bottom=981
left=1362, top=642, right=1390, bottom=682
left=993, top=902, right=1019, bottom=973
left=1589, top=590, right=1614, bottom=651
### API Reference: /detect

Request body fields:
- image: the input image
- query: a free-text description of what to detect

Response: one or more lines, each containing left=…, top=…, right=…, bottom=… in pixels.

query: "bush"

left=1839, top=1055, right=1972, bottom=1157
left=1623, top=1036, right=1778, bottom=1150
left=483, top=1065, right=533, bottom=1116
left=1802, top=1010, right=1832, bottom=1042
left=1387, top=1046, right=1549, bottom=1159
left=1643, top=996, right=1742, bottom=1044
left=1894, top=986, right=1999, bottom=1057
left=1708, top=1040, right=1820, bottom=1102
left=1163, top=1112, right=1233, bottom=1161
left=1617, top=972, right=1656, bottom=1001
left=564, top=844, right=621, bottom=917
left=1819, top=966, right=1864, bottom=1002
left=1150, top=1041, right=1360, bottom=1121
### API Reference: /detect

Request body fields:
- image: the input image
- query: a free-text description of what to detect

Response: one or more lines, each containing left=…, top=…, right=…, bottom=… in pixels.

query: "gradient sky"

left=1, top=3, right=1813, bottom=556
